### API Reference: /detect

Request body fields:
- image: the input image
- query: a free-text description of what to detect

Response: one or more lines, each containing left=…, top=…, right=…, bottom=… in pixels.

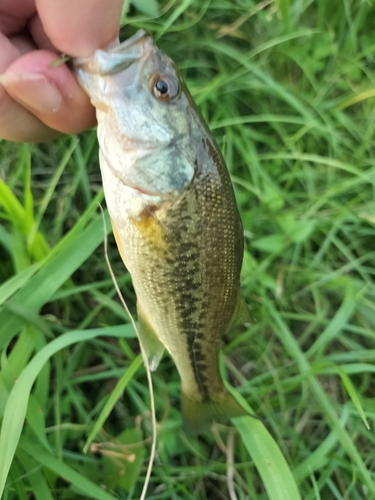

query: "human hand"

left=0, top=0, right=123, bottom=142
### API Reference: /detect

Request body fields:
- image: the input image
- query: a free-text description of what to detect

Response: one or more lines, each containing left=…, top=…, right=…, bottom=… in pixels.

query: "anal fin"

left=137, top=302, right=164, bottom=371
left=227, top=288, right=251, bottom=332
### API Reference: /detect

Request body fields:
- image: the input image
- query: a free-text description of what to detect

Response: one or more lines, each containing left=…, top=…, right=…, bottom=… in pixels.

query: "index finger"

left=35, top=0, right=123, bottom=57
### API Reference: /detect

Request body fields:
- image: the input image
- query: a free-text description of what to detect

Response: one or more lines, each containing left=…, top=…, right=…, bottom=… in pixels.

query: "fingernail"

left=0, top=73, right=62, bottom=114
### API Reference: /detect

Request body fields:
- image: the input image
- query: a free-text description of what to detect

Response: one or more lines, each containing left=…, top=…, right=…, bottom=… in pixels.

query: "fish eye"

left=152, top=74, right=179, bottom=102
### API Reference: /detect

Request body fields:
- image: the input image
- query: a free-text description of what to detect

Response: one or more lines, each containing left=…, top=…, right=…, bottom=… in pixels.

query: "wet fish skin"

left=74, top=30, right=248, bottom=432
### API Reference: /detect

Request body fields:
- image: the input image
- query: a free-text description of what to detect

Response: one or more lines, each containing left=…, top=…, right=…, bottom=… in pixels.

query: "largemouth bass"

left=74, top=30, right=249, bottom=433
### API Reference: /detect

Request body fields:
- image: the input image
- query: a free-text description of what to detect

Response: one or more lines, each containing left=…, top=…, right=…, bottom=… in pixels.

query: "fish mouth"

left=75, top=30, right=167, bottom=153
left=73, top=30, right=152, bottom=77
left=75, top=31, right=172, bottom=196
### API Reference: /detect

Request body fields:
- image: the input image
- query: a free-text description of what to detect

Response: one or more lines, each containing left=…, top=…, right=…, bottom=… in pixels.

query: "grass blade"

left=0, top=213, right=107, bottom=351
left=20, top=438, right=117, bottom=500
left=83, top=354, right=143, bottom=453
left=266, top=300, right=375, bottom=495
left=0, top=325, right=136, bottom=498
left=235, top=416, right=302, bottom=500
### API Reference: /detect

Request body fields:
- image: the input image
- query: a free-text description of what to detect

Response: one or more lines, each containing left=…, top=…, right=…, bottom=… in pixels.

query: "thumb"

left=0, top=50, right=96, bottom=141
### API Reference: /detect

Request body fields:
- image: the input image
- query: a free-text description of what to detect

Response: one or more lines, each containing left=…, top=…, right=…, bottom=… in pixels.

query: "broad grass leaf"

left=131, top=0, right=159, bottom=17
left=0, top=179, right=25, bottom=226
left=234, top=416, right=301, bottom=500
left=3, top=302, right=54, bottom=338
left=16, top=449, right=54, bottom=500
left=226, top=375, right=301, bottom=499
left=294, top=407, right=350, bottom=482
left=312, top=361, right=370, bottom=429
left=307, top=281, right=357, bottom=356
left=7, top=457, right=30, bottom=500
left=336, top=369, right=369, bottom=430
left=0, top=177, right=49, bottom=262
left=20, top=438, right=117, bottom=500
left=83, top=354, right=143, bottom=453
left=102, top=428, right=145, bottom=491
left=2, top=326, right=37, bottom=384
left=276, top=213, right=317, bottom=243
left=0, top=325, right=136, bottom=498
left=267, top=300, right=375, bottom=496
left=25, top=394, right=50, bottom=451
left=0, top=224, right=11, bottom=253
left=11, top=229, right=30, bottom=271
left=0, top=263, right=42, bottom=306
left=261, top=183, right=285, bottom=211
left=252, top=234, right=287, bottom=253
left=0, top=214, right=107, bottom=351
left=0, top=325, right=37, bottom=416
left=27, top=138, right=77, bottom=251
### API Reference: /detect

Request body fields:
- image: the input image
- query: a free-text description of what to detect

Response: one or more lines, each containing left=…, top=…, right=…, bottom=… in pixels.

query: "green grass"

left=1, top=0, right=375, bottom=498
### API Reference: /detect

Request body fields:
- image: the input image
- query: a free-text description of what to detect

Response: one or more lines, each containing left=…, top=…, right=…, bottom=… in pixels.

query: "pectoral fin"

left=137, top=302, right=164, bottom=371
left=227, top=289, right=251, bottom=332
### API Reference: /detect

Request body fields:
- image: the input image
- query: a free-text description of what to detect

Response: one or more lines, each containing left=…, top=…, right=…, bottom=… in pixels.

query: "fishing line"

left=226, top=430, right=238, bottom=500
left=99, top=205, right=157, bottom=500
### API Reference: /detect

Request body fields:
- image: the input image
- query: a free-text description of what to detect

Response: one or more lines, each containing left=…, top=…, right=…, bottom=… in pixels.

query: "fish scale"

left=128, top=163, right=239, bottom=399
left=74, top=29, right=249, bottom=432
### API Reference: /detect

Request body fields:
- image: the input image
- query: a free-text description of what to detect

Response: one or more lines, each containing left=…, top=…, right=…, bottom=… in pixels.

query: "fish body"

left=74, top=30, right=248, bottom=432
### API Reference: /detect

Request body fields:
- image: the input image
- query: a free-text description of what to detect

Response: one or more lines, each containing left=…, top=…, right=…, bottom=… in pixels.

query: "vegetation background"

left=0, top=0, right=374, bottom=498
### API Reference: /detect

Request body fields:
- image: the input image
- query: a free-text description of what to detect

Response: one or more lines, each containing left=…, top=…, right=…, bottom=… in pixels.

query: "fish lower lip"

left=73, top=30, right=150, bottom=76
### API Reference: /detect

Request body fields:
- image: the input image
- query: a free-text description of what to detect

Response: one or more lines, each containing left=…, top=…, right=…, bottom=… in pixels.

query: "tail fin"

left=181, top=388, right=248, bottom=434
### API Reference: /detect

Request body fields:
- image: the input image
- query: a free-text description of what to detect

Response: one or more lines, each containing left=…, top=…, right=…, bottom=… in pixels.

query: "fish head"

left=74, top=30, right=200, bottom=198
